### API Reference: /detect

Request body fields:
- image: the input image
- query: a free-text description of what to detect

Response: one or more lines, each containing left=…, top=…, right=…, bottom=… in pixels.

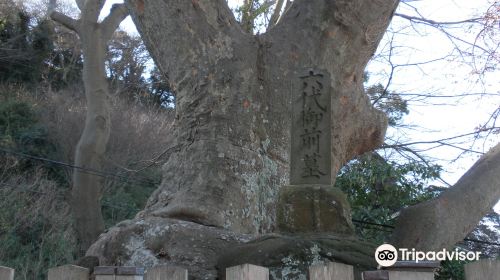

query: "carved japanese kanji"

left=290, top=69, right=332, bottom=185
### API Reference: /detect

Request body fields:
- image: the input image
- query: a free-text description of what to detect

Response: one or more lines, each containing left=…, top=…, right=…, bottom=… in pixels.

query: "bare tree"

left=50, top=0, right=128, bottom=253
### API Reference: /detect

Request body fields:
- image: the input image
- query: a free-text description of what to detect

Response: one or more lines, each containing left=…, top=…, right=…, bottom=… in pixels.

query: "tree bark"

left=71, top=23, right=110, bottom=254
left=391, top=142, right=500, bottom=251
left=52, top=1, right=128, bottom=253
left=126, top=0, right=396, bottom=234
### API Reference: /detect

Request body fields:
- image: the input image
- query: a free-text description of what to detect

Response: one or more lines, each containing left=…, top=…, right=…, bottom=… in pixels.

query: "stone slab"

left=94, top=267, right=116, bottom=275
left=94, top=266, right=116, bottom=280
left=362, top=271, right=389, bottom=280
left=145, top=265, right=188, bottom=280
left=47, top=265, right=89, bottom=280
left=117, top=267, right=145, bottom=276
left=226, top=264, right=269, bottom=280
left=464, top=259, right=500, bottom=280
left=277, top=185, right=354, bottom=234
left=0, top=266, right=14, bottom=280
left=309, top=262, right=354, bottom=280
left=387, top=271, right=434, bottom=280
left=384, top=261, right=439, bottom=272
left=362, top=270, right=434, bottom=280
left=115, top=276, right=142, bottom=280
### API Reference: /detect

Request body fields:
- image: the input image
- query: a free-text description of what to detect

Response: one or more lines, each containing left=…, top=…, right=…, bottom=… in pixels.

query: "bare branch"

left=102, top=3, right=129, bottom=41
left=268, top=0, right=284, bottom=29
left=50, top=11, right=79, bottom=33
left=382, top=127, right=500, bottom=149
left=395, top=12, right=483, bottom=26
left=373, top=33, right=396, bottom=105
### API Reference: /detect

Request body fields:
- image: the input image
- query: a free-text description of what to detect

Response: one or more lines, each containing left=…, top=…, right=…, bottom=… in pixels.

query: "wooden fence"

left=0, top=259, right=498, bottom=280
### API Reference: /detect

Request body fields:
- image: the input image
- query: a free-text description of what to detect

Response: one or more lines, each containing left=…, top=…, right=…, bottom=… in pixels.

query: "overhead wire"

left=1, top=146, right=499, bottom=247
left=0, top=147, right=159, bottom=186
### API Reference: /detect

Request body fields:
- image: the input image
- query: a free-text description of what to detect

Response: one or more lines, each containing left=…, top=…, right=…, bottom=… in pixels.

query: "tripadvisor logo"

left=375, top=244, right=398, bottom=267
left=374, top=244, right=481, bottom=267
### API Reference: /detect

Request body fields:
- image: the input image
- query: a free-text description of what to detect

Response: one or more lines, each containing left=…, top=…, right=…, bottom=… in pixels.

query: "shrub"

left=0, top=171, right=76, bottom=280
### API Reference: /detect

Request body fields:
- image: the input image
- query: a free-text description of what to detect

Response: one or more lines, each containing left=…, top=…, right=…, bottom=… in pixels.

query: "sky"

left=68, top=0, right=500, bottom=212
left=365, top=0, right=500, bottom=212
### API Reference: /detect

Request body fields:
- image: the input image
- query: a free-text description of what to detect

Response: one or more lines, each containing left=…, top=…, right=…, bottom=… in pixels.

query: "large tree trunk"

left=125, top=0, right=395, bottom=234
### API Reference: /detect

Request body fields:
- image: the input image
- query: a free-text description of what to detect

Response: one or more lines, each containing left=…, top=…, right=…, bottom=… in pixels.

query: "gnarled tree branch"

left=50, top=11, right=79, bottom=33
left=81, top=0, right=106, bottom=23
left=102, top=3, right=129, bottom=40
left=391, top=142, right=500, bottom=251
left=268, top=0, right=400, bottom=72
left=125, top=0, right=241, bottom=81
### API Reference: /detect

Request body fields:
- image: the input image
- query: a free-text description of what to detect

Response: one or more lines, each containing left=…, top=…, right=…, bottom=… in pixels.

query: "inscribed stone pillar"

left=277, top=68, right=354, bottom=234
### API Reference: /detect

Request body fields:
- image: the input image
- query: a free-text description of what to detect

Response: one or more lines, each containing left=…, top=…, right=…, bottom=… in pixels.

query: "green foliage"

left=0, top=1, right=83, bottom=90
left=0, top=9, right=53, bottom=85
left=102, top=168, right=160, bottom=228
left=363, top=72, right=409, bottom=126
left=234, top=0, right=275, bottom=33
left=366, top=83, right=409, bottom=126
left=335, top=152, right=476, bottom=280
left=335, top=152, right=442, bottom=243
left=147, top=67, right=175, bottom=108
left=435, top=259, right=468, bottom=280
left=0, top=176, right=76, bottom=280
left=0, top=98, right=55, bottom=161
left=0, top=92, right=161, bottom=279
left=106, top=32, right=174, bottom=108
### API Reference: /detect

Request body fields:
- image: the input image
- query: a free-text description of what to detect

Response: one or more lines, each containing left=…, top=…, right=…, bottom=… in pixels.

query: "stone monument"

left=277, top=68, right=354, bottom=235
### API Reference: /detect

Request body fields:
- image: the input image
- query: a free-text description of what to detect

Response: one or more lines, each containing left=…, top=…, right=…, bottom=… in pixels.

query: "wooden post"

left=94, top=266, right=116, bottom=280
left=116, top=267, right=144, bottom=280
left=464, top=259, right=500, bottom=280
left=47, top=265, right=89, bottom=280
left=226, top=264, right=269, bottom=280
left=145, top=265, right=187, bottom=280
left=0, top=266, right=14, bottom=280
left=309, top=262, right=354, bottom=280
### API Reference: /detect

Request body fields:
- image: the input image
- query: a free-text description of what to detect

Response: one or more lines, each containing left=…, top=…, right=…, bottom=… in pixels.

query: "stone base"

left=277, top=185, right=355, bottom=235
left=86, top=217, right=253, bottom=280
left=217, top=233, right=377, bottom=280
left=87, top=217, right=376, bottom=280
